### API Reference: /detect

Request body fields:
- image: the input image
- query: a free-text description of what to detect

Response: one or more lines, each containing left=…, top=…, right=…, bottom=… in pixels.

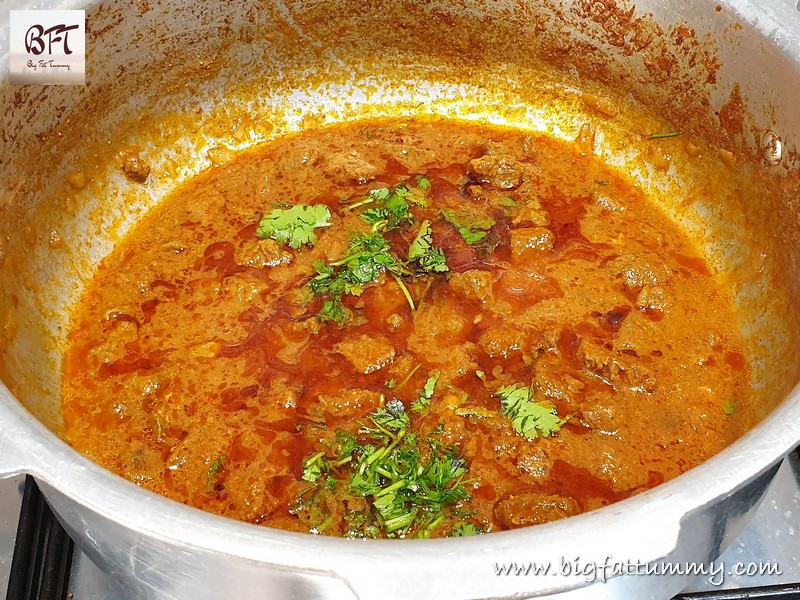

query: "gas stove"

left=1, top=453, right=798, bottom=600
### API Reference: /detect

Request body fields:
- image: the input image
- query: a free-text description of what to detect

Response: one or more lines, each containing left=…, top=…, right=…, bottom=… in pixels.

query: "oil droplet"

left=761, top=131, right=782, bottom=166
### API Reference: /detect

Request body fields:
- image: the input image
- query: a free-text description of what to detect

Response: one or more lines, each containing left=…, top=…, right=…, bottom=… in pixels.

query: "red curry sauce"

left=61, top=118, right=751, bottom=537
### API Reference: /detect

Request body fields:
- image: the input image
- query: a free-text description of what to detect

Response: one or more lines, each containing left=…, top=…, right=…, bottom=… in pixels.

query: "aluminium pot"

left=2, top=0, right=800, bottom=599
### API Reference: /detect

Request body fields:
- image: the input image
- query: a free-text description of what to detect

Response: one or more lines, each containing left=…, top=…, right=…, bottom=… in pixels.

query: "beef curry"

left=61, top=118, right=751, bottom=538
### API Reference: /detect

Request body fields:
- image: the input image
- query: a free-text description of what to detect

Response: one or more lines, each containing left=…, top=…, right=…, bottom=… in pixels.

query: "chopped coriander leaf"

left=350, top=409, right=469, bottom=536
left=310, top=233, right=409, bottom=301
left=492, top=196, right=518, bottom=208
left=370, top=398, right=411, bottom=431
left=207, top=455, right=227, bottom=478
left=646, top=131, right=682, bottom=139
left=316, top=299, right=350, bottom=325
left=415, top=175, right=431, bottom=190
left=496, top=384, right=568, bottom=440
left=385, top=379, right=397, bottom=389
left=295, top=403, right=471, bottom=537
left=450, top=522, right=484, bottom=537
left=409, top=220, right=449, bottom=273
left=302, top=451, right=328, bottom=483
left=723, top=399, right=736, bottom=416
left=441, top=209, right=495, bottom=245
left=358, top=185, right=414, bottom=231
left=412, top=372, right=440, bottom=413
left=336, top=430, right=360, bottom=459
left=256, top=204, right=332, bottom=249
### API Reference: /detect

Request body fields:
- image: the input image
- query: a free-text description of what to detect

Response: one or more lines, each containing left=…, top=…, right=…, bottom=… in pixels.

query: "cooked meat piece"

left=120, top=151, right=151, bottom=183
left=511, top=227, right=555, bottom=260
left=478, top=324, right=530, bottom=358
left=236, top=239, right=292, bottom=268
left=607, top=254, right=671, bottom=292
left=636, top=284, right=668, bottom=315
left=318, top=388, right=382, bottom=417
left=334, top=335, right=396, bottom=374
left=515, top=445, right=553, bottom=482
left=409, top=302, right=467, bottom=349
left=580, top=400, right=619, bottom=435
left=577, top=338, right=654, bottom=390
left=449, top=269, right=494, bottom=304
left=512, top=198, right=550, bottom=227
left=533, top=361, right=585, bottom=407
left=494, top=492, right=580, bottom=528
left=327, top=150, right=379, bottom=184
left=468, top=154, right=524, bottom=190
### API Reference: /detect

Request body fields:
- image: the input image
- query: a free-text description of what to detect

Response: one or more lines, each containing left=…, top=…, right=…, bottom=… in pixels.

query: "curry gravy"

left=61, top=118, right=751, bottom=537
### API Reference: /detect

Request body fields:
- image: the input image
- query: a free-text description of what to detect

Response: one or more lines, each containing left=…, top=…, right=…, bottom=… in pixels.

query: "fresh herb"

left=723, top=399, right=736, bottom=416
left=355, top=182, right=428, bottom=232
left=205, top=456, right=227, bottom=492
left=295, top=403, right=470, bottom=538
left=450, top=522, right=484, bottom=536
left=411, top=372, right=440, bottom=413
left=350, top=405, right=469, bottom=536
left=208, top=455, right=227, bottom=477
left=361, top=187, right=413, bottom=231
left=311, top=233, right=408, bottom=299
left=495, top=384, right=568, bottom=440
left=316, top=299, right=351, bottom=325
left=302, top=451, right=328, bottom=483
left=256, top=204, right=332, bottom=249
left=394, top=364, right=422, bottom=391
left=646, top=131, right=682, bottom=140
left=408, top=220, right=448, bottom=273
left=385, top=379, right=397, bottom=389
left=415, top=175, right=431, bottom=190
left=369, top=398, right=411, bottom=430
left=441, top=209, right=495, bottom=245
left=492, top=196, right=518, bottom=208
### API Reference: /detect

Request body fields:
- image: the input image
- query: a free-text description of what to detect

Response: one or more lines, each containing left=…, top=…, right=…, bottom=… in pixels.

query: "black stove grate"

left=7, top=476, right=73, bottom=600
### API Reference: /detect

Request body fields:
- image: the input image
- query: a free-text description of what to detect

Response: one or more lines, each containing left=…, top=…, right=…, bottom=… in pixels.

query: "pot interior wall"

left=1, top=0, right=799, bottom=438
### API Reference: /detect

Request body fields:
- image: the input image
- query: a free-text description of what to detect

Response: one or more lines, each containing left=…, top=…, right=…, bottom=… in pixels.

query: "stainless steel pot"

left=2, top=0, right=800, bottom=598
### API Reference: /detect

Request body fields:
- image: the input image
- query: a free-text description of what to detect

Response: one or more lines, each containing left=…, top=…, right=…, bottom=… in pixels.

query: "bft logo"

left=10, top=10, right=86, bottom=85
left=25, top=23, right=81, bottom=56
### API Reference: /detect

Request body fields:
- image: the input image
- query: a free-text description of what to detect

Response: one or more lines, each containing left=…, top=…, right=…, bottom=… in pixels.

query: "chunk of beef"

left=334, top=335, right=396, bottom=374
left=511, top=227, right=554, bottom=261
left=468, top=154, right=524, bottom=190
left=577, top=339, right=654, bottom=391
left=327, top=150, right=379, bottom=184
left=449, top=269, right=494, bottom=304
left=607, top=254, right=670, bottom=293
left=478, top=324, right=531, bottom=359
left=236, top=239, right=292, bottom=269
left=494, top=492, right=580, bottom=528
left=318, top=388, right=382, bottom=417
left=512, top=198, right=550, bottom=227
